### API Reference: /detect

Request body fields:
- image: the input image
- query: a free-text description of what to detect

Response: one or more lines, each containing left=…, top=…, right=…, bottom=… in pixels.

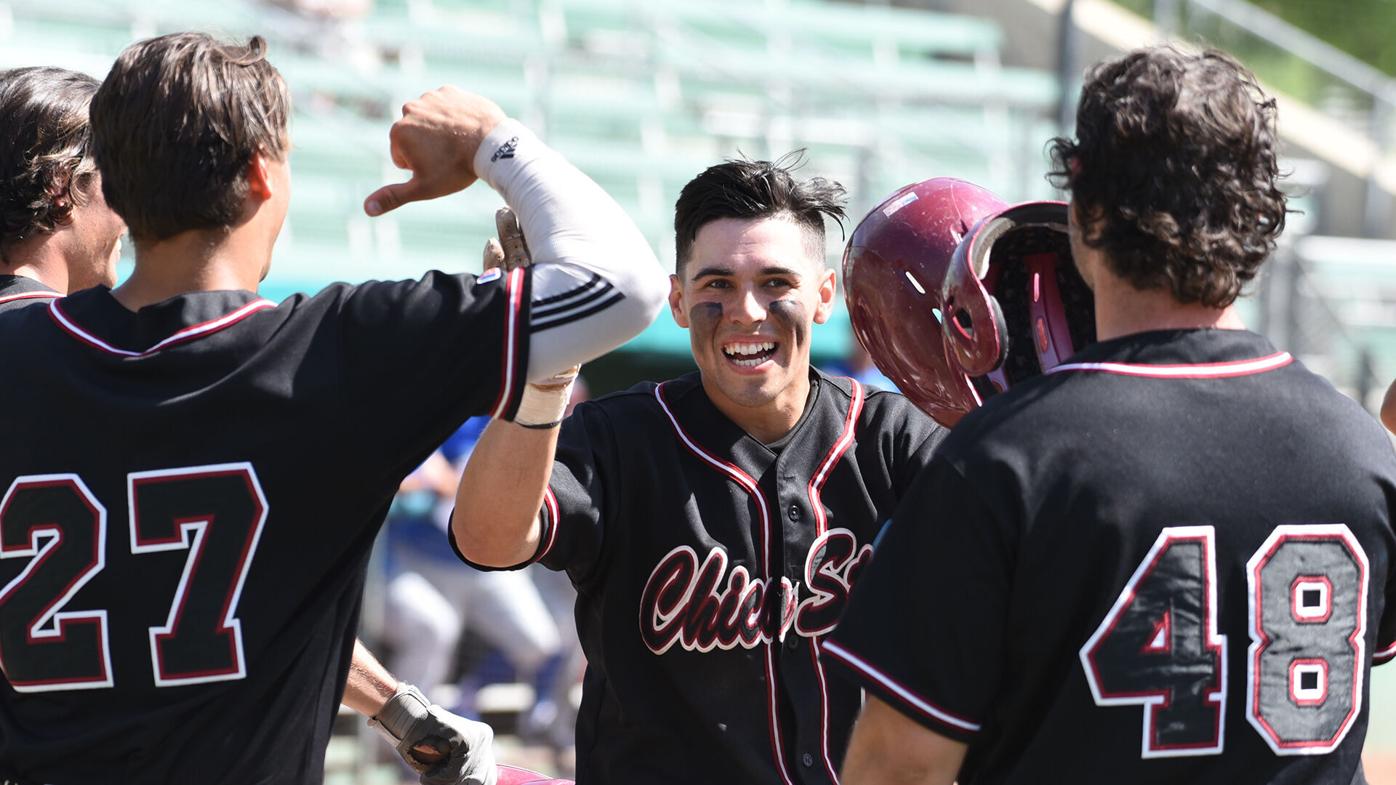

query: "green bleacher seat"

left=7, top=17, right=133, bottom=56
left=4, top=0, right=135, bottom=31
left=4, top=0, right=1067, bottom=361
left=359, top=9, right=544, bottom=64
left=785, top=0, right=1002, bottom=59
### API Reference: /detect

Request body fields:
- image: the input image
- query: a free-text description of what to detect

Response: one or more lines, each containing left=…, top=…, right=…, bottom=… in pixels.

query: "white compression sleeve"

left=474, top=120, right=669, bottom=382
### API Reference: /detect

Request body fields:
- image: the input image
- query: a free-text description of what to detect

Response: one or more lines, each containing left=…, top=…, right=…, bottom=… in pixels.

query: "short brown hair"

left=1049, top=47, right=1287, bottom=308
left=0, top=67, right=100, bottom=261
left=674, top=153, right=847, bottom=275
left=91, top=33, right=291, bottom=244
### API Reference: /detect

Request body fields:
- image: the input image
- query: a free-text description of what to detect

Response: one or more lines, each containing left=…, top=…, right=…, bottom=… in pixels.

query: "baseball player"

left=0, top=67, right=122, bottom=311
left=449, top=156, right=948, bottom=784
left=828, top=47, right=1396, bottom=785
left=0, top=63, right=526, bottom=785
left=0, top=33, right=666, bottom=785
left=382, top=427, right=564, bottom=713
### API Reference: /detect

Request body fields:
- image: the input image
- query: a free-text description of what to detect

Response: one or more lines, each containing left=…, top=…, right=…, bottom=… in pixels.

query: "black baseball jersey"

left=0, top=275, right=58, bottom=312
left=484, top=370, right=945, bottom=785
left=0, top=269, right=531, bottom=784
left=827, top=329, right=1396, bottom=784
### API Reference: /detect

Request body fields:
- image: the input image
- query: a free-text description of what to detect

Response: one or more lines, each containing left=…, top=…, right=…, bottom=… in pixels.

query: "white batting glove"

left=369, top=683, right=499, bottom=785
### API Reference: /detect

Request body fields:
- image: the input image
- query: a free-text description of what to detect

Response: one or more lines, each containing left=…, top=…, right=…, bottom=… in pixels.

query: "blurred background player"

left=380, top=234, right=565, bottom=722
left=448, top=155, right=947, bottom=784
left=0, top=32, right=665, bottom=785
left=823, top=330, right=898, bottom=393
left=829, top=46, right=1396, bottom=785
left=0, top=61, right=517, bottom=785
left=384, top=414, right=585, bottom=764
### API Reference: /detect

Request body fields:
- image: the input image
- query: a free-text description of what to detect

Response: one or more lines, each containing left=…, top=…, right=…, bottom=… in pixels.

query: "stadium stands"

left=1289, top=235, right=1396, bottom=403
left=0, top=0, right=1060, bottom=361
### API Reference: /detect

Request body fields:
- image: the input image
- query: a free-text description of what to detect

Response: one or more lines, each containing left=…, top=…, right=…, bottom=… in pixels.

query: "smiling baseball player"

left=448, top=156, right=947, bottom=785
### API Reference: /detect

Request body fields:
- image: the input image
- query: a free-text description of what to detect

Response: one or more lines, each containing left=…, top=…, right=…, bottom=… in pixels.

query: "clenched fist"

left=364, top=87, right=506, bottom=216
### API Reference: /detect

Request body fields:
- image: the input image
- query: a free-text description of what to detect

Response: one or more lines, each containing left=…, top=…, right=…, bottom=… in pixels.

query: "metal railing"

left=1256, top=237, right=1395, bottom=412
left=1145, top=0, right=1396, bottom=235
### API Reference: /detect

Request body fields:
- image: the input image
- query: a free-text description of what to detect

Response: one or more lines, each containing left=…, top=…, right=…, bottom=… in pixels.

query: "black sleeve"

left=531, top=400, right=619, bottom=584
left=824, top=456, right=1014, bottom=741
left=1378, top=527, right=1396, bottom=666
left=331, top=268, right=531, bottom=459
left=1375, top=480, right=1396, bottom=666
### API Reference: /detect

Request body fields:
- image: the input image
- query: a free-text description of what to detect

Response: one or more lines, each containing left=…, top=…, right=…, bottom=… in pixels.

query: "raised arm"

left=470, top=117, right=667, bottom=381
left=451, top=417, right=555, bottom=567
left=365, top=89, right=665, bottom=569
left=363, top=86, right=667, bottom=383
left=450, top=217, right=572, bottom=569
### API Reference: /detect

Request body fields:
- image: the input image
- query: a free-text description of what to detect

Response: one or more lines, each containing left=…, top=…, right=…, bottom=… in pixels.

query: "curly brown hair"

left=0, top=67, right=100, bottom=262
left=1048, top=46, right=1287, bottom=308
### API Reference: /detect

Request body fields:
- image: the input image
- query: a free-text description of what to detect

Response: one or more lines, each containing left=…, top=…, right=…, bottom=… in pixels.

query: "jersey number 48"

left=1080, top=524, right=1370, bottom=758
left=0, top=464, right=266, bottom=692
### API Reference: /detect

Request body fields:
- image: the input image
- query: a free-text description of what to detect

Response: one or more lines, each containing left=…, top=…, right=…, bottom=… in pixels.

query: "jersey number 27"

left=1080, top=524, right=1369, bottom=758
left=0, top=464, right=266, bottom=692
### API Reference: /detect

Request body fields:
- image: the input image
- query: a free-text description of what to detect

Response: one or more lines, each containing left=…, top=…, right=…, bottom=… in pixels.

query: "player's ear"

left=668, top=274, right=690, bottom=328
left=812, top=265, right=837, bottom=325
left=245, top=150, right=276, bottom=202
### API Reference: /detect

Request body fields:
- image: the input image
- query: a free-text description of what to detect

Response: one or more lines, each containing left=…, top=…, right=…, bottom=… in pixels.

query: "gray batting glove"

left=482, top=206, right=531, bottom=272
left=369, top=683, right=499, bottom=785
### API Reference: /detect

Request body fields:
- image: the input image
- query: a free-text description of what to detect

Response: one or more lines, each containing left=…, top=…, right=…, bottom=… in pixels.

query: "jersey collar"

left=0, top=274, right=60, bottom=307
left=661, top=372, right=778, bottom=475
left=1047, top=329, right=1292, bottom=379
left=661, top=369, right=859, bottom=473
left=48, top=287, right=276, bottom=359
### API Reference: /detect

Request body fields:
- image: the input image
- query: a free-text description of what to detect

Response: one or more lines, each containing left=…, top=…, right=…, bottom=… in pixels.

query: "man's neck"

left=1, top=240, right=69, bottom=293
left=114, top=230, right=263, bottom=311
left=702, top=370, right=812, bottom=445
left=1092, top=269, right=1245, bottom=341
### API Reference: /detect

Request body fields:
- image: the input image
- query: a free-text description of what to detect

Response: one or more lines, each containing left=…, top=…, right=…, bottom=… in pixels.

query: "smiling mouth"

left=722, top=341, right=778, bottom=368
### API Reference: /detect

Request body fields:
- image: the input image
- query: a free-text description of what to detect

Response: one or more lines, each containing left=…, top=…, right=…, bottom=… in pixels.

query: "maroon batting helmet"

left=842, top=178, right=1096, bottom=426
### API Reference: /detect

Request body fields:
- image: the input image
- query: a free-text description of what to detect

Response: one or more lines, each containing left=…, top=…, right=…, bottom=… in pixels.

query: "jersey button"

left=788, top=504, right=801, bottom=521
left=801, top=752, right=815, bottom=767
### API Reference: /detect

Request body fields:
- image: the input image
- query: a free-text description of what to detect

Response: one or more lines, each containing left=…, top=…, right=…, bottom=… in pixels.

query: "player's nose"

left=728, top=286, right=767, bottom=325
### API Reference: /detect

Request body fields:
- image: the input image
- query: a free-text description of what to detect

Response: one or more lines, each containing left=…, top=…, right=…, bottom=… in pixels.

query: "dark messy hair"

left=1048, top=46, right=1286, bottom=307
left=0, top=67, right=100, bottom=262
left=90, top=32, right=291, bottom=244
left=674, top=152, right=847, bottom=274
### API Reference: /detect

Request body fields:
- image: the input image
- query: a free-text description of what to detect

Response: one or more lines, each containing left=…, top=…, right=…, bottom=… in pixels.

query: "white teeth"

left=723, top=341, right=776, bottom=357
left=722, top=341, right=776, bottom=368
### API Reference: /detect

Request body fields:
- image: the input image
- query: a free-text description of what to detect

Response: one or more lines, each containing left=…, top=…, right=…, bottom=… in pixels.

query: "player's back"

left=0, top=275, right=526, bottom=784
left=941, top=328, right=1396, bottom=784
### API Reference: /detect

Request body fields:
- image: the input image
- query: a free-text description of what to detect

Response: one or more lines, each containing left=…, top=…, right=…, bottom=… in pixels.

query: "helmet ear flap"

left=968, top=294, right=1011, bottom=403
left=943, top=292, right=1009, bottom=376
left=942, top=234, right=1008, bottom=379
left=842, top=177, right=1010, bottom=427
left=986, top=293, right=1009, bottom=369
